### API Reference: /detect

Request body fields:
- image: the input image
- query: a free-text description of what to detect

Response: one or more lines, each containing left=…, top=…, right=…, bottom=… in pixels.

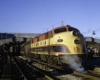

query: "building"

left=0, top=33, right=41, bottom=45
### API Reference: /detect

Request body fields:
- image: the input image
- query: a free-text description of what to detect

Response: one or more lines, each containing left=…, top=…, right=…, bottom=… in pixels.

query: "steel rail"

left=12, top=57, right=28, bottom=80
left=73, top=71, right=100, bottom=80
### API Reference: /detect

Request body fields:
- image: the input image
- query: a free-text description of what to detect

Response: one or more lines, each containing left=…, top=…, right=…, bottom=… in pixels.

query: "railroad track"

left=15, top=56, right=60, bottom=80
left=0, top=55, right=27, bottom=80
left=32, top=61, right=100, bottom=80
left=10, top=56, right=27, bottom=80
left=18, top=56, right=100, bottom=80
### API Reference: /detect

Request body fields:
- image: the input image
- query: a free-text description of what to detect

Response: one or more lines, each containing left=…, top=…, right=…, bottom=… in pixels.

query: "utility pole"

left=52, top=25, right=54, bottom=29
left=1, top=33, right=3, bottom=45
left=61, top=20, right=64, bottom=26
left=6, top=33, right=7, bottom=43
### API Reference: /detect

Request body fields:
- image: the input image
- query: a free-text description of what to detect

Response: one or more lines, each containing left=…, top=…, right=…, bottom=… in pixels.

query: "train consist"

left=20, top=25, right=87, bottom=72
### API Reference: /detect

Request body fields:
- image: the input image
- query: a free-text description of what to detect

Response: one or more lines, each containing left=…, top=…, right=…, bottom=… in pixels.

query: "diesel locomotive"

left=20, top=25, right=87, bottom=71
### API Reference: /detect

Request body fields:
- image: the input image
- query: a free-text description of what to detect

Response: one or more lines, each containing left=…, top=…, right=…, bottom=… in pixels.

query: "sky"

left=0, top=0, right=100, bottom=38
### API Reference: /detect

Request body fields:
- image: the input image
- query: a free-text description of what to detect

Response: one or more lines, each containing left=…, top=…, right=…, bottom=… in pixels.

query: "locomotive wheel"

left=52, top=56, right=58, bottom=65
left=40, top=54, right=46, bottom=62
left=46, top=55, right=62, bottom=66
left=46, top=55, right=53, bottom=64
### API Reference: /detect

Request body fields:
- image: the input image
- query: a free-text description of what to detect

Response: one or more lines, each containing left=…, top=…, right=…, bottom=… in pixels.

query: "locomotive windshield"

left=68, top=27, right=79, bottom=32
left=53, top=46, right=67, bottom=52
left=54, top=28, right=66, bottom=34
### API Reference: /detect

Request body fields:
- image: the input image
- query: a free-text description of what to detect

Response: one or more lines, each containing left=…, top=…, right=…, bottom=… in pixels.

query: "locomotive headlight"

left=72, top=30, right=79, bottom=36
left=74, top=39, right=80, bottom=44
